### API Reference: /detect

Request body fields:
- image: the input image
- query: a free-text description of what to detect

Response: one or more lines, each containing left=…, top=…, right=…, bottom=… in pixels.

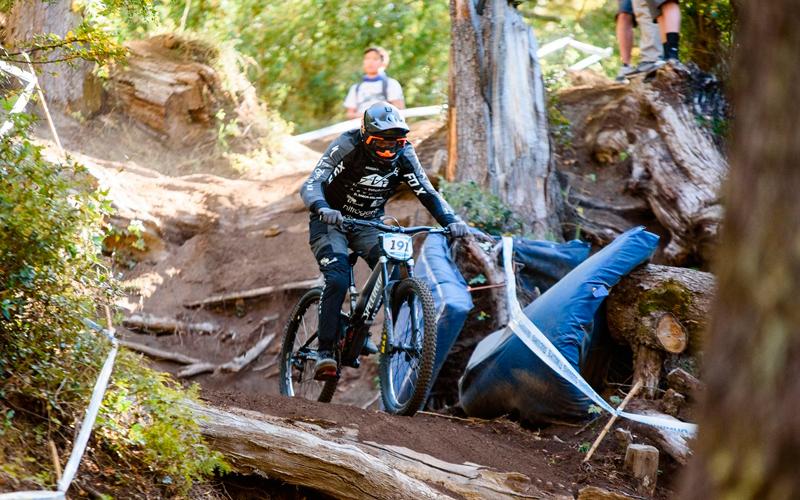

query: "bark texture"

left=557, top=65, right=728, bottom=266
left=680, top=1, right=800, bottom=497
left=448, top=0, right=556, bottom=237
left=188, top=402, right=543, bottom=499
left=607, top=264, right=715, bottom=356
left=4, top=0, right=99, bottom=113
left=109, top=36, right=224, bottom=144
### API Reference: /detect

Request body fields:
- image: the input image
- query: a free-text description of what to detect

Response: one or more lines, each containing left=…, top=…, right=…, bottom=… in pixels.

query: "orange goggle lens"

left=365, top=135, right=407, bottom=149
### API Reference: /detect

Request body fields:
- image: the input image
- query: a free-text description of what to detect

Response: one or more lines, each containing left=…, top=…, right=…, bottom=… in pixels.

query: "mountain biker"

left=300, top=102, right=470, bottom=381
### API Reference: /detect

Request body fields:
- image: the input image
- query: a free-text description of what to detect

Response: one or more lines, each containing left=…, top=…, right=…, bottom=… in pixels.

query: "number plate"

left=382, top=233, right=413, bottom=261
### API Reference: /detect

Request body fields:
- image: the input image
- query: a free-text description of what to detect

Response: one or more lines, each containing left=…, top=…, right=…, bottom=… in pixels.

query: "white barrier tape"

left=291, top=105, right=444, bottom=143
left=0, top=492, right=64, bottom=500
left=57, top=338, right=118, bottom=492
left=501, top=236, right=697, bottom=437
left=537, top=36, right=613, bottom=70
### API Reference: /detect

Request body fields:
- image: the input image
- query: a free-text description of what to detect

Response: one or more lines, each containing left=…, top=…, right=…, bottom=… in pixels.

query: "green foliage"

left=678, top=0, right=735, bottom=76
left=439, top=179, right=522, bottom=235
left=128, top=0, right=450, bottom=131
left=98, top=352, right=229, bottom=492
left=610, top=395, right=623, bottom=406
left=1, top=0, right=156, bottom=66
left=578, top=441, right=590, bottom=453
left=587, top=404, right=603, bottom=415
left=0, top=109, right=224, bottom=492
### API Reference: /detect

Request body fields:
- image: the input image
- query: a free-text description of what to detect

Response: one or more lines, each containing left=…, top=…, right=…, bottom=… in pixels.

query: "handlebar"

left=339, top=217, right=449, bottom=235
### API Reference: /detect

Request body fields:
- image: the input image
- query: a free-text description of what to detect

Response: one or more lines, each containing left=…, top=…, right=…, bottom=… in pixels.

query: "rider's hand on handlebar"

left=448, top=221, right=470, bottom=238
left=318, top=207, right=344, bottom=225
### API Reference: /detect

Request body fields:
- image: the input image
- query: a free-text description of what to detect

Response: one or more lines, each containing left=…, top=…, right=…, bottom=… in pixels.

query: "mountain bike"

left=279, top=217, right=447, bottom=416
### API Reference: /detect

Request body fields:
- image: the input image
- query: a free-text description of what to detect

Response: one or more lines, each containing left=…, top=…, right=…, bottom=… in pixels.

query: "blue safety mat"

left=459, top=226, right=660, bottom=423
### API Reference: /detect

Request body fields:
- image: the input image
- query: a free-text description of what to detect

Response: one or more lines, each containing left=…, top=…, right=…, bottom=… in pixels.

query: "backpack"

left=355, top=74, right=389, bottom=102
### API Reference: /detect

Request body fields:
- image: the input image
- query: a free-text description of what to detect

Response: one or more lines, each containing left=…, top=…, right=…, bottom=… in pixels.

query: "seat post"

left=348, top=253, right=358, bottom=312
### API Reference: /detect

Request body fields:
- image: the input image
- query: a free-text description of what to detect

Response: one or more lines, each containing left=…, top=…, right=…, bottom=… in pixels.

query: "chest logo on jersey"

left=358, top=169, right=397, bottom=188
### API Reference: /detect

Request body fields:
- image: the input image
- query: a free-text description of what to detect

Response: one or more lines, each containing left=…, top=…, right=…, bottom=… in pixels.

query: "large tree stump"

left=448, top=0, right=558, bottom=237
left=109, top=35, right=224, bottom=144
left=557, top=65, right=728, bottom=266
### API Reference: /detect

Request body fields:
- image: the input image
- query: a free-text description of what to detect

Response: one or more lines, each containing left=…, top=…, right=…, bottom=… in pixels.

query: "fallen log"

left=119, top=339, right=202, bottom=365
left=123, top=313, right=218, bottom=335
left=187, top=402, right=542, bottom=499
left=177, top=335, right=276, bottom=378
left=217, top=333, right=275, bottom=373
left=608, top=264, right=714, bottom=354
left=607, top=264, right=714, bottom=397
left=625, top=403, right=693, bottom=465
left=185, top=277, right=322, bottom=308
left=666, top=368, right=704, bottom=400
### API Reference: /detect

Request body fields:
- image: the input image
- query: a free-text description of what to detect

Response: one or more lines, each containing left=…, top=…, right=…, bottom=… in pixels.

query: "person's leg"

left=616, top=0, right=635, bottom=66
left=646, top=0, right=681, bottom=60
left=309, top=218, right=351, bottom=354
left=633, top=0, right=662, bottom=63
left=659, top=1, right=681, bottom=61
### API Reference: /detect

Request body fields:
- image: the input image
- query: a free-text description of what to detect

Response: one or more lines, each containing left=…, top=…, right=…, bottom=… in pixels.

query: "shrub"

left=439, top=179, right=522, bottom=235
left=0, top=108, right=225, bottom=493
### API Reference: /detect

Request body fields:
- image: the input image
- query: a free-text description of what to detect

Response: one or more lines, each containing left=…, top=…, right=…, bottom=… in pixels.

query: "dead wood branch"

left=119, top=339, right=203, bottom=365
left=123, top=313, right=218, bottom=335
left=185, top=277, right=322, bottom=308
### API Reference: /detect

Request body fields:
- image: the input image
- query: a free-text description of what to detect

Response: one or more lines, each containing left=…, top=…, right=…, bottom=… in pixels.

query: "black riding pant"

left=308, top=217, right=382, bottom=351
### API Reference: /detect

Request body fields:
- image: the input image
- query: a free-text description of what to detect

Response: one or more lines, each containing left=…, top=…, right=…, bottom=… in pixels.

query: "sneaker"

left=635, top=60, right=665, bottom=74
left=615, top=64, right=635, bottom=82
left=361, top=336, right=379, bottom=356
left=314, top=351, right=338, bottom=381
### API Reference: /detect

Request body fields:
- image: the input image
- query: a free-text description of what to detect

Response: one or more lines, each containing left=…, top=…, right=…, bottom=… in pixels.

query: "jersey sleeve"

left=344, top=84, right=357, bottom=108
left=387, top=78, right=404, bottom=103
left=300, top=135, right=351, bottom=214
left=399, top=145, right=458, bottom=227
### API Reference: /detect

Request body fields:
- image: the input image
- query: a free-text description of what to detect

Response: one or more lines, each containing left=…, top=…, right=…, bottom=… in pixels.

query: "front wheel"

left=279, top=287, right=337, bottom=402
left=379, top=277, right=437, bottom=416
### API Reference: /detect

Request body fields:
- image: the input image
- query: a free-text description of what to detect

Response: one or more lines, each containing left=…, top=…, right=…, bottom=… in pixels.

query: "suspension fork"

left=380, top=258, right=394, bottom=353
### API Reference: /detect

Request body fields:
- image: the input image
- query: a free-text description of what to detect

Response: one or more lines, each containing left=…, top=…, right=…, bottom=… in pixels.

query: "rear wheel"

left=279, top=287, right=337, bottom=402
left=379, top=278, right=437, bottom=416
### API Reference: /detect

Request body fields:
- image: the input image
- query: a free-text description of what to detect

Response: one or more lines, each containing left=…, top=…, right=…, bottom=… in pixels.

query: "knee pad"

left=319, top=253, right=350, bottom=292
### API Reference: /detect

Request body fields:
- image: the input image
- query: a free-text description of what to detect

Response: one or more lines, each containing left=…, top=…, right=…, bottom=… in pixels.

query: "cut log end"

left=655, top=313, right=688, bottom=353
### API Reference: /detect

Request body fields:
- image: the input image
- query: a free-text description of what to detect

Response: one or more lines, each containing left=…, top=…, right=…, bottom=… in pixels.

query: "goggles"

left=365, top=135, right=408, bottom=149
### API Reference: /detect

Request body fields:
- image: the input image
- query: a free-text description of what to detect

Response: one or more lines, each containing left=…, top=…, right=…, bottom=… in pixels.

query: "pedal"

left=361, top=337, right=379, bottom=356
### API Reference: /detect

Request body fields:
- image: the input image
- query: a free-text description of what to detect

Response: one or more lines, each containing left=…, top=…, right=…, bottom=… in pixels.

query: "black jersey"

left=300, top=129, right=458, bottom=226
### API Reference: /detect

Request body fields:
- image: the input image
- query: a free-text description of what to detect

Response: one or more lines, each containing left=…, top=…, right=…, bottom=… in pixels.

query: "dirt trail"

left=32, top=110, right=679, bottom=499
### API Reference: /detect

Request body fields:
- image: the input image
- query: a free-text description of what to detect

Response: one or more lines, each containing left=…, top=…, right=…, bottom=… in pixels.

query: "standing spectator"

left=616, top=0, right=663, bottom=81
left=344, top=47, right=405, bottom=119
left=646, top=0, right=681, bottom=61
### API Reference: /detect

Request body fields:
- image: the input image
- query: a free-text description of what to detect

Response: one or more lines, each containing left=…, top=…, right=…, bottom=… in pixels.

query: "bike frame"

left=339, top=218, right=446, bottom=366
left=291, top=217, right=447, bottom=371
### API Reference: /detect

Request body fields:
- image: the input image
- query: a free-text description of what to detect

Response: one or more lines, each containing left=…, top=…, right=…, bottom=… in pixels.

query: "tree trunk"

left=680, top=0, right=800, bottom=497
left=448, top=0, right=556, bottom=238
left=4, top=0, right=99, bottom=114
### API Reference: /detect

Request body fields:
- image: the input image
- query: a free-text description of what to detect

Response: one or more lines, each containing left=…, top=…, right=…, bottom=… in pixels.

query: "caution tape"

left=501, top=236, right=697, bottom=437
